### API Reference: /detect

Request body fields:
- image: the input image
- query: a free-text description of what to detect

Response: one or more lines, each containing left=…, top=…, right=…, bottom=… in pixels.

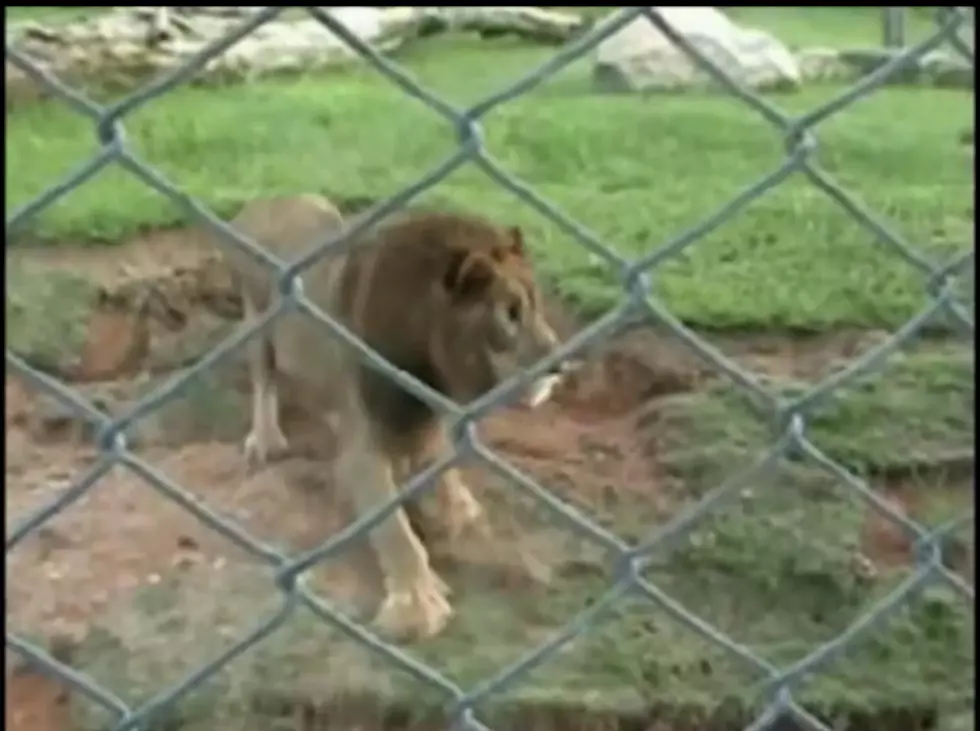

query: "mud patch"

left=859, top=469, right=975, bottom=580
left=5, top=666, right=71, bottom=731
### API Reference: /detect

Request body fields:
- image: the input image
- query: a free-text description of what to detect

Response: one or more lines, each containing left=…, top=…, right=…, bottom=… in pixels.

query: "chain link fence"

left=5, top=6, right=975, bottom=731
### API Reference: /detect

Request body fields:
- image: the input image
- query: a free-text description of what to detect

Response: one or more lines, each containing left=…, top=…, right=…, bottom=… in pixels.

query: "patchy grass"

left=66, top=572, right=971, bottom=730
left=61, top=343, right=974, bottom=731
left=651, top=343, right=974, bottom=481
left=5, top=261, right=99, bottom=373
left=6, top=9, right=973, bottom=331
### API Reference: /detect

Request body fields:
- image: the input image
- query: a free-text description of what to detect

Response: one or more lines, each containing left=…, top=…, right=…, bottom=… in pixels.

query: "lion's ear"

left=508, top=226, right=525, bottom=257
left=444, top=250, right=496, bottom=300
left=491, top=226, right=525, bottom=263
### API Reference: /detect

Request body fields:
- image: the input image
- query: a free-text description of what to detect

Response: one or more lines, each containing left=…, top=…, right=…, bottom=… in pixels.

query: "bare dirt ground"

left=5, top=226, right=968, bottom=731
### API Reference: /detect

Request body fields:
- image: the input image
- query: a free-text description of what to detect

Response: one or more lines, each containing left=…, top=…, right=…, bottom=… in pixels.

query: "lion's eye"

left=506, top=301, right=522, bottom=323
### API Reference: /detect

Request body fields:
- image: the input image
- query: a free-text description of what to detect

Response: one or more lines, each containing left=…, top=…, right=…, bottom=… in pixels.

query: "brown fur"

left=221, top=194, right=565, bottom=641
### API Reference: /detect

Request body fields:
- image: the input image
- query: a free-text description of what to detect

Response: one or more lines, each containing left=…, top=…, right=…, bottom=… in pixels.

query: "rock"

left=7, top=7, right=586, bottom=106
left=920, top=50, right=974, bottom=90
left=593, top=7, right=801, bottom=94
left=837, top=48, right=974, bottom=90
left=795, top=47, right=855, bottom=84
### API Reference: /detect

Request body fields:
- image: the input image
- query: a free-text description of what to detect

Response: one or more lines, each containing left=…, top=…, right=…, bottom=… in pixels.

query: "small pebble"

left=851, top=551, right=878, bottom=582
left=175, top=534, right=199, bottom=550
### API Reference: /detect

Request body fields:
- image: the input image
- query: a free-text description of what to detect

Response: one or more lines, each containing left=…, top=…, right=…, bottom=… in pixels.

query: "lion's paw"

left=444, top=488, right=491, bottom=541
left=243, top=427, right=289, bottom=471
left=373, top=572, right=453, bottom=642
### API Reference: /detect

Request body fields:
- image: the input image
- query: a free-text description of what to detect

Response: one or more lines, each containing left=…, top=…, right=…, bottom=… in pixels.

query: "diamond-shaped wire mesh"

left=5, top=7, right=975, bottom=731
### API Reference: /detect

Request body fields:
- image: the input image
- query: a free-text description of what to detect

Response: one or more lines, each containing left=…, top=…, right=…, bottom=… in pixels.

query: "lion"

left=220, top=193, right=567, bottom=641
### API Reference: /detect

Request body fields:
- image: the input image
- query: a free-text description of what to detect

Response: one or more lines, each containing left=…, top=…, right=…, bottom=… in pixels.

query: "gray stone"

left=921, top=50, right=974, bottom=90
left=838, top=48, right=974, bottom=90
left=795, top=47, right=855, bottom=84
left=593, top=7, right=801, bottom=94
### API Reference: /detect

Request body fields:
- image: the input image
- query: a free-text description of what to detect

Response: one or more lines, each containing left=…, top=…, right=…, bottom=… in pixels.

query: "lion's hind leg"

left=336, top=424, right=453, bottom=641
left=406, top=426, right=553, bottom=587
left=242, top=296, right=290, bottom=470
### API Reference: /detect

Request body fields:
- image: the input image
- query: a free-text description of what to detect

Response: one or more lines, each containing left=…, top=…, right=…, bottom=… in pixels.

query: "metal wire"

left=5, top=7, right=974, bottom=731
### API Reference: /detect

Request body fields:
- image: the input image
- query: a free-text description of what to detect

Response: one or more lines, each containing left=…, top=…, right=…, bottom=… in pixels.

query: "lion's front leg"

left=336, top=428, right=453, bottom=641
left=434, top=468, right=492, bottom=541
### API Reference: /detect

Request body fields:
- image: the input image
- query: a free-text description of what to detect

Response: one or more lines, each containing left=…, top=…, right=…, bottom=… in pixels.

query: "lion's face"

left=438, top=225, right=566, bottom=407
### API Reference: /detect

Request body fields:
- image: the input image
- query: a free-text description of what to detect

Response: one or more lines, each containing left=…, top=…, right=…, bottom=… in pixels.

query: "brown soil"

left=6, top=669, right=71, bottom=731
left=4, top=225, right=969, bottom=731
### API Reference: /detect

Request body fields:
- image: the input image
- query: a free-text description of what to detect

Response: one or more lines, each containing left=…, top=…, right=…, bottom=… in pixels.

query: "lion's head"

left=430, top=219, right=567, bottom=408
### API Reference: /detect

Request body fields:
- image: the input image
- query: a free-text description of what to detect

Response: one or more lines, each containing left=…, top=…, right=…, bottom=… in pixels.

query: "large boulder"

left=593, top=7, right=801, bottom=94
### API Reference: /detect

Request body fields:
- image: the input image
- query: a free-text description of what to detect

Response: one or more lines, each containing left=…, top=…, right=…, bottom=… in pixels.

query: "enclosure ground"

left=6, top=6, right=974, bottom=728
left=5, top=222, right=974, bottom=731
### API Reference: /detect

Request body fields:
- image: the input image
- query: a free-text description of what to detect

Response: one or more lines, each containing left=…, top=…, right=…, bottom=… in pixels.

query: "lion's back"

left=225, top=194, right=347, bottom=313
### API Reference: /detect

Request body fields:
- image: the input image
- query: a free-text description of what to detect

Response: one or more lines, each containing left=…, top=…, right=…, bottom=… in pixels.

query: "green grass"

left=652, top=343, right=974, bottom=481
left=6, top=8, right=974, bottom=331
left=728, top=7, right=943, bottom=49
